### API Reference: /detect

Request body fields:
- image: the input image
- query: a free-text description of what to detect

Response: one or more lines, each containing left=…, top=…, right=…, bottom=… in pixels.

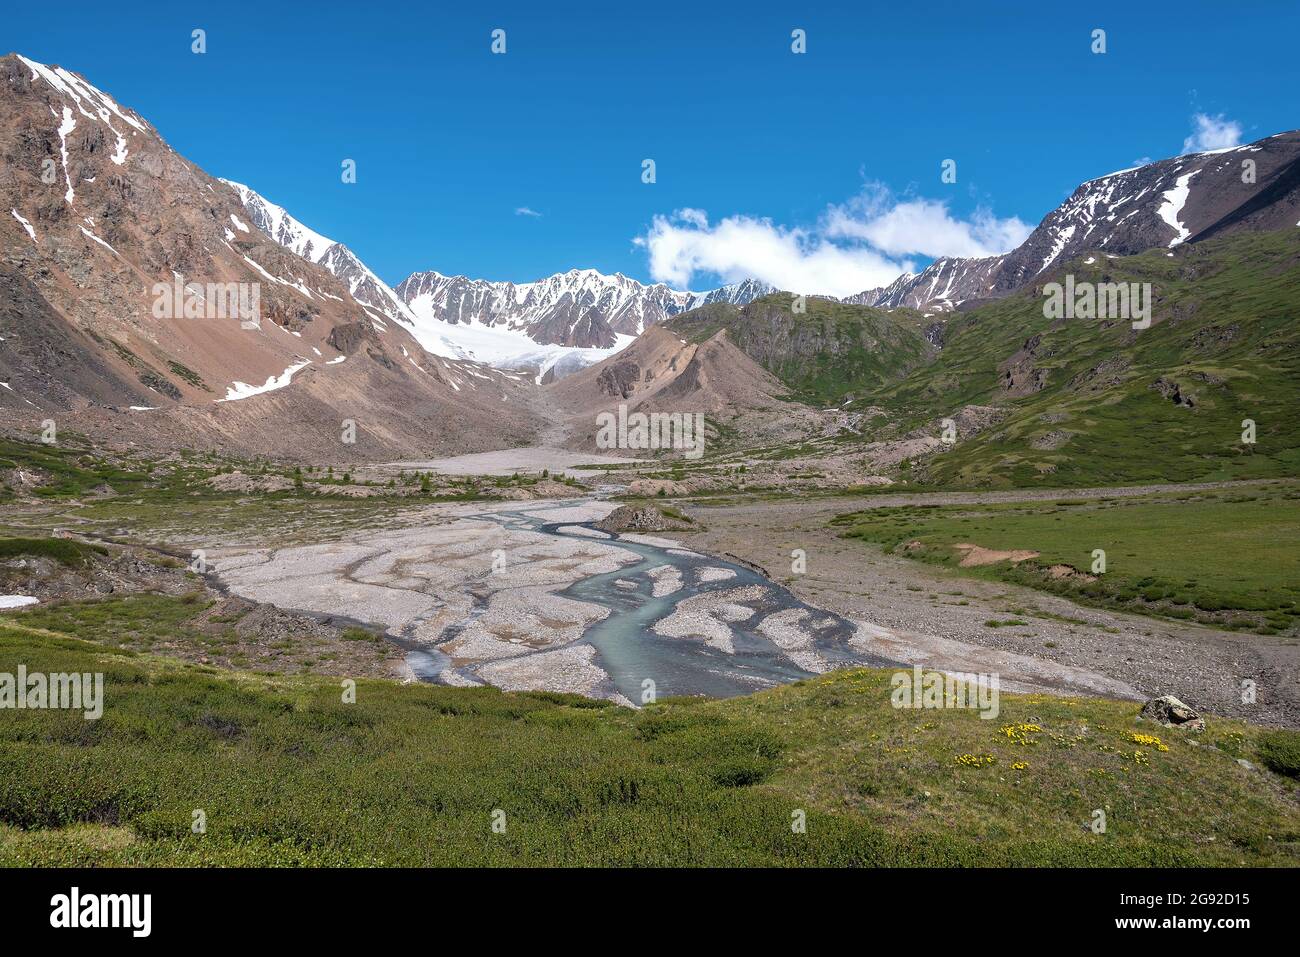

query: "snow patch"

left=56, top=106, right=76, bottom=204
left=1157, top=169, right=1202, bottom=246
left=1037, top=224, right=1076, bottom=274
left=79, top=226, right=119, bottom=256
left=10, top=210, right=36, bottom=242
left=216, top=359, right=312, bottom=402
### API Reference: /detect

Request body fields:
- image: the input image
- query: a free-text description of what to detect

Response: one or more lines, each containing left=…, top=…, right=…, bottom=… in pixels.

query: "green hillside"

left=667, top=229, right=1300, bottom=489
left=884, top=230, right=1300, bottom=487
left=2, top=605, right=1298, bottom=866
left=666, top=295, right=934, bottom=405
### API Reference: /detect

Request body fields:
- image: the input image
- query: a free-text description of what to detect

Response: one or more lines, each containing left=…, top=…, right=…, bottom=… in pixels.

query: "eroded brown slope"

left=0, top=53, right=543, bottom=459
left=548, top=324, right=824, bottom=451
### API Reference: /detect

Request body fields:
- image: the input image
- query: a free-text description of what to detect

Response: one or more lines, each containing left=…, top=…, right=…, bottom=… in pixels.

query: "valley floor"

left=208, top=495, right=1154, bottom=705
left=678, top=480, right=1300, bottom=728
left=3, top=459, right=1293, bottom=726
left=2, top=453, right=1299, bottom=866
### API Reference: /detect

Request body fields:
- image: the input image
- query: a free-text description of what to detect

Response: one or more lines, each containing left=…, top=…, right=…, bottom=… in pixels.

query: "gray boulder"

left=1139, top=695, right=1205, bottom=731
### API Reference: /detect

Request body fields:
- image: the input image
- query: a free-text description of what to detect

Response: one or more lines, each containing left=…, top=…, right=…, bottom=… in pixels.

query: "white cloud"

left=824, top=185, right=1031, bottom=259
left=515, top=206, right=543, bottom=218
left=635, top=187, right=1030, bottom=297
left=675, top=207, right=708, bottom=228
left=635, top=210, right=912, bottom=298
left=1181, top=113, right=1243, bottom=154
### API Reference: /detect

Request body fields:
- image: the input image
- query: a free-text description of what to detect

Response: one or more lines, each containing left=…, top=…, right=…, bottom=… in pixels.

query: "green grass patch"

left=0, top=537, right=108, bottom=568
left=1257, top=730, right=1300, bottom=779
left=0, top=615, right=1297, bottom=866
left=832, top=484, right=1300, bottom=632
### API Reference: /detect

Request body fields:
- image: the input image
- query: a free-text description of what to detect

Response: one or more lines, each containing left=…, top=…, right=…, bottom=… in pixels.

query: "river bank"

left=204, top=494, right=1143, bottom=707
left=678, top=490, right=1300, bottom=727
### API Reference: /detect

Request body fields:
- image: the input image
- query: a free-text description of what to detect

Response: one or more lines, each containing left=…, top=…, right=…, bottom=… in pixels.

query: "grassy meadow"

left=1, top=599, right=1298, bottom=867
left=832, top=481, right=1300, bottom=633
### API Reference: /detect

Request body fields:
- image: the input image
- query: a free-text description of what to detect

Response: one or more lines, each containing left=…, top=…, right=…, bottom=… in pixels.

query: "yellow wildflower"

left=1127, top=731, right=1170, bottom=752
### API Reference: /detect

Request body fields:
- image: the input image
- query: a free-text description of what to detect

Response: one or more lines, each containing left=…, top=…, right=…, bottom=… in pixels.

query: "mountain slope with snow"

left=223, top=180, right=776, bottom=375
left=845, top=130, right=1300, bottom=313
left=0, top=53, right=544, bottom=458
left=221, top=180, right=427, bottom=335
left=393, top=269, right=774, bottom=376
left=993, top=131, right=1300, bottom=292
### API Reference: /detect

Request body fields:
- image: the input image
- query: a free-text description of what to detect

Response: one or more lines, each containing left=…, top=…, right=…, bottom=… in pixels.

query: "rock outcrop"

left=595, top=504, right=693, bottom=534
left=1139, top=695, right=1206, bottom=731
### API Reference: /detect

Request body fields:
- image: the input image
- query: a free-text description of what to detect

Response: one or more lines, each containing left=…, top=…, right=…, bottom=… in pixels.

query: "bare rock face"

left=596, top=360, right=640, bottom=398
left=595, top=504, right=692, bottom=534
left=1139, top=695, right=1206, bottom=731
left=1151, top=376, right=1197, bottom=408
left=326, top=322, right=377, bottom=356
left=999, top=334, right=1052, bottom=396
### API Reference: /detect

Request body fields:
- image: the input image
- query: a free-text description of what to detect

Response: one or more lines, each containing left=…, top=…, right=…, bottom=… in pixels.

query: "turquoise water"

left=429, top=507, right=895, bottom=700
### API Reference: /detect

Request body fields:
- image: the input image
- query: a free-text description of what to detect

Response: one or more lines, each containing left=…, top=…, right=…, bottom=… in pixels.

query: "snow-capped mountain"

left=844, top=258, right=1003, bottom=312
left=0, top=53, right=542, bottom=459
left=221, top=121, right=1300, bottom=369
left=222, top=180, right=420, bottom=332
left=994, top=130, right=1300, bottom=290
left=395, top=270, right=773, bottom=349
left=223, top=181, right=773, bottom=377
left=689, top=278, right=777, bottom=308
left=846, top=130, right=1300, bottom=313
left=392, top=269, right=772, bottom=378
left=396, top=269, right=685, bottom=349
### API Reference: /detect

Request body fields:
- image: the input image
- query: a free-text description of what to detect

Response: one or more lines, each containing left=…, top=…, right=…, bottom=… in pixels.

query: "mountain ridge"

left=222, top=174, right=778, bottom=377
left=844, top=130, right=1300, bottom=313
left=226, top=128, right=1300, bottom=379
left=0, top=52, right=544, bottom=460
left=392, top=267, right=774, bottom=377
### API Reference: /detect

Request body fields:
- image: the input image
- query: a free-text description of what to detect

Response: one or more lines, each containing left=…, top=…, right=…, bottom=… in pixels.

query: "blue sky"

left=6, top=0, right=1297, bottom=292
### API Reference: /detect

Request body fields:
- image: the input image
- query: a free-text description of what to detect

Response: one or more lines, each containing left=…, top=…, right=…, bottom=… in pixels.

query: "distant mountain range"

left=3, top=50, right=1298, bottom=467
left=230, top=127, right=1300, bottom=378
left=223, top=179, right=777, bottom=378
left=392, top=270, right=771, bottom=379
